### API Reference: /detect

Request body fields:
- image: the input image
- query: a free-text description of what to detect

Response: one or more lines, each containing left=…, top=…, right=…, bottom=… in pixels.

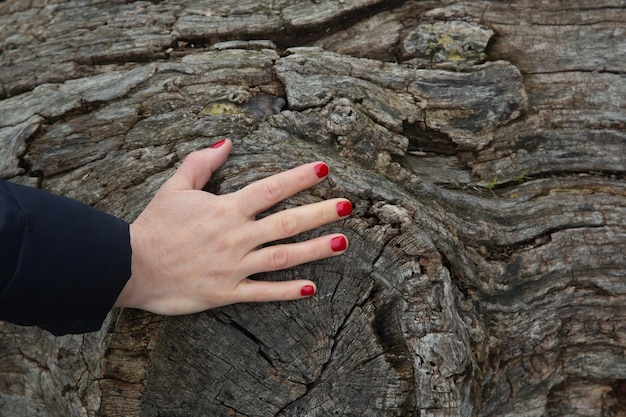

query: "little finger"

left=233, top=279, right=317, bottom=303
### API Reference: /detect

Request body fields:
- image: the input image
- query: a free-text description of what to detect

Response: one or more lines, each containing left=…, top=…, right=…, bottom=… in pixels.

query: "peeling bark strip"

left=1, top=1, right=625, bottom=417
left=274, top=48, right=526, bottom=150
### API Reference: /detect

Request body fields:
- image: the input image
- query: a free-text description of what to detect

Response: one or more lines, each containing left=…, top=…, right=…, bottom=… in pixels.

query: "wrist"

left=114, top=222, right=142, bottom=309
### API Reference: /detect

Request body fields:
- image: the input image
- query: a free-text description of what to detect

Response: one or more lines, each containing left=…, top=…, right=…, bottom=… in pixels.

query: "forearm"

left=0, top=181, right=132, bottom=335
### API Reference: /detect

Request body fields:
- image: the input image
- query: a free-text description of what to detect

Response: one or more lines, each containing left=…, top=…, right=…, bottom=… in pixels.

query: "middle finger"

left=248, top=198, right=352, bottom=248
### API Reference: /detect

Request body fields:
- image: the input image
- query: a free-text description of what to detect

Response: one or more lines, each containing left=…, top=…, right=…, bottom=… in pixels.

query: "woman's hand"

left=114, top=139, right=351, bottom=315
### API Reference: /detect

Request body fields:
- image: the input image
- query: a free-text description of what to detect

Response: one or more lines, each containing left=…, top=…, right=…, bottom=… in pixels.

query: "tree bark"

left=1, top=1, right=625, bottom=416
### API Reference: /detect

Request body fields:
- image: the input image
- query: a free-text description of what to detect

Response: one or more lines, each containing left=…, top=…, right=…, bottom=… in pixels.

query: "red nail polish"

left=314, top=162, right=329, bottom=178
left=331, top=236, right=347, bottom=252
left=210, top=139, right=226, bottom=148
left=301, top=285, right=316, bottom=296
left=336, top=200, right=352, bottom=217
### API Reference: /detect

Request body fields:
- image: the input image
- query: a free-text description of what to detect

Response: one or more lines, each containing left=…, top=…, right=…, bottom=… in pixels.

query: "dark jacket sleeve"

left=0, top=180, right=132, bottom=336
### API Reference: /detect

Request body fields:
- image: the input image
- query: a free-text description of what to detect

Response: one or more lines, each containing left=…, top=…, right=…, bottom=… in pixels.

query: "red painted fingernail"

left=314, top=162, right=329, bottom=178
left=331, top=236, right=347, bottom=252
left=301, top=285, right=316, bottom=297
left=210, top=139, right=226, bottom=148
left=336, top=200, right=352, bottom=217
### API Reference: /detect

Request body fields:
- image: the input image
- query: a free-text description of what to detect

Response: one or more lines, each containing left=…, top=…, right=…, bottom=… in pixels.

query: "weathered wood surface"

left=1, top=1, right=625, bottom=416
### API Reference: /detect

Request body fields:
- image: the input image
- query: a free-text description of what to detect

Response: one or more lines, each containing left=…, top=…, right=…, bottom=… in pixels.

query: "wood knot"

left=322, top=98, right=366, bottom=135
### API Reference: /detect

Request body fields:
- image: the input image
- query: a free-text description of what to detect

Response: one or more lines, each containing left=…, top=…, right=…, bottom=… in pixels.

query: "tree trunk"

left=1, top=1, right=625, bottom=416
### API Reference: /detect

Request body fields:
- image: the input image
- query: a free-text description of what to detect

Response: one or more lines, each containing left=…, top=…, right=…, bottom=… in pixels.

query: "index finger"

left=234, top=161, right=329, bottom=217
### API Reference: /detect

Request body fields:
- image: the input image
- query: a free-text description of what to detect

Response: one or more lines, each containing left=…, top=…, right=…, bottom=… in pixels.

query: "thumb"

left=165, top=139, right=232, bottom=191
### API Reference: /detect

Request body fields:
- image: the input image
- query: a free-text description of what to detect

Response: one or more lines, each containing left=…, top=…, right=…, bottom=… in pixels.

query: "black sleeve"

left=0, top=180, right=132, bottom=336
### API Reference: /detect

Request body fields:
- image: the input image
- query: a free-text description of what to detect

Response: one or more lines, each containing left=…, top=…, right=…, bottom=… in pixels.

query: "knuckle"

left=278, top=214, right=299, bottom=237
left=268, top=247, right=290, bottom=271
left=259, top=180, right=282, bottom=204
left=220, top=232, right=240, bottom=251
left=205, top=199, right=236, bottom=227
left=318, top=205, right=333, bottom=224
left=184, top=150, right=203, bottom=164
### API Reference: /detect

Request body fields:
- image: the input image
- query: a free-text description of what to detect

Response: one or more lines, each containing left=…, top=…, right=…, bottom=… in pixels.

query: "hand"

left=114, top=139, right=351, bottom=315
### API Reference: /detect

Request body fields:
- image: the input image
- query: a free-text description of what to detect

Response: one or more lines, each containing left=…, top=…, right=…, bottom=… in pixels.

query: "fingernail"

left=336, top=200, right=352, bottom=217
left=210, top=139, right=226, bottom=148
left=331, top=236, right=347, bottom=252
left=314, top=162, right=329, bottom=178
left=301, top=285, right=316, bottom=297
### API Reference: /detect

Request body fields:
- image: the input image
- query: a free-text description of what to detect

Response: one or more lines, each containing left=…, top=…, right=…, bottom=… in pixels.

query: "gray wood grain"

left=1, top=1, right=625, bottom=416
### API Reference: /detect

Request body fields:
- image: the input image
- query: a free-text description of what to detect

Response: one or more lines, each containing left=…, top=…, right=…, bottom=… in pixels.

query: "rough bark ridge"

left=1, top=1, right=625, bottom=416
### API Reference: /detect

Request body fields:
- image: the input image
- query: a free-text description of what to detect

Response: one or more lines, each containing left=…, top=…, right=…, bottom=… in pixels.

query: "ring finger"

left=239, top=233, right=349, bottom=277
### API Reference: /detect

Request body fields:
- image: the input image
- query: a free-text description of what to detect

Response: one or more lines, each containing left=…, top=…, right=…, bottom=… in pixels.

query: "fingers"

left=164, top=139, right=232, bottom=191
left=233, top=234, right=347, bottom=302
left=235, top=279, right=317, bottom=303
left=249, top=198, right=352, bottom=248
left=240, top=234, right=349, bottom=277
left=235, top=161, right=330, bottom=218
